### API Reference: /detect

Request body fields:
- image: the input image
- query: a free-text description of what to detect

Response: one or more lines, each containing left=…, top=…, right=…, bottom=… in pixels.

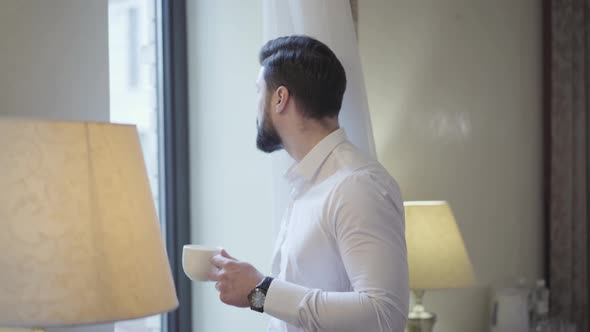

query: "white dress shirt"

left=265, top=129, right=409, bottom=332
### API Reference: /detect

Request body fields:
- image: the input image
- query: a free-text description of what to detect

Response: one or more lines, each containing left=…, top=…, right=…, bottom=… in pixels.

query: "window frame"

left=160, top=0, right=192, bottom=331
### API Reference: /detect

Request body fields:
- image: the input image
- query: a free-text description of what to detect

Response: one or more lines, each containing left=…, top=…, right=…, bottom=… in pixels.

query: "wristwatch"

left=247, top=276, right=274, bottom=313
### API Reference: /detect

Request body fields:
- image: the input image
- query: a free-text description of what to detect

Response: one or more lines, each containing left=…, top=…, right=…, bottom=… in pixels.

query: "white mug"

left=182, top=245, right=222, bottom=282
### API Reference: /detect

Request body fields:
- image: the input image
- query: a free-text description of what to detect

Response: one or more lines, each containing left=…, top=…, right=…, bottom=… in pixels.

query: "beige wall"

left=359, top=0, right=543, bottom=331
left=0, top=1, right=110, bottom=331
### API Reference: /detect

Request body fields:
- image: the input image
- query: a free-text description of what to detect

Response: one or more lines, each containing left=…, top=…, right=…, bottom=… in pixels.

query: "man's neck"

left=284, top=123, right=340, bottom=161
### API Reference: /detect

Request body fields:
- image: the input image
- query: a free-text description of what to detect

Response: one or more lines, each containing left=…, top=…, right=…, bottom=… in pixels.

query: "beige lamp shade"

left=404, top=201, right=475, bottom=290
left=0, top=119, right=178, bottom=328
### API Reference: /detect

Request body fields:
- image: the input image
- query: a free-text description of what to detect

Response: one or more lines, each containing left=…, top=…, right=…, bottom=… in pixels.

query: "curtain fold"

left=262, top=0, right=376, bottom=235
left=548, top=0, right=590, bottom=331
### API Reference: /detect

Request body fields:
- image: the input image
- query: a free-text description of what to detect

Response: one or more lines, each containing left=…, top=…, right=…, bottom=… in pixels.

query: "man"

left=208, top=35, right=409, bottom=332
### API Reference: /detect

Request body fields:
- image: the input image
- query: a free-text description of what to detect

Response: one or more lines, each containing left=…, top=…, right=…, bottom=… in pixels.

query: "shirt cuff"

left=264, top=278, right=309, bottom=326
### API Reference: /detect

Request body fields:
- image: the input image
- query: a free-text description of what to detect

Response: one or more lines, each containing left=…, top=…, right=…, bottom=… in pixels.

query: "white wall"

left=187, top=1, right=273, bottom=332
left=0, top=0, right=109, bottom=122
left=0, top=1, right=111, bottom=331
left=359, top=1, right=543, bottom=331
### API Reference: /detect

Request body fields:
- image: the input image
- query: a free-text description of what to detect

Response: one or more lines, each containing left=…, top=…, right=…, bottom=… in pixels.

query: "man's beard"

left=256, top=103, right=283, bottom=153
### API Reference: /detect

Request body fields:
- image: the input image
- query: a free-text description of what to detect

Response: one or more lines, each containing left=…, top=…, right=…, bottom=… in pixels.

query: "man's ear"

left=275, top=86, right=289, bottom=113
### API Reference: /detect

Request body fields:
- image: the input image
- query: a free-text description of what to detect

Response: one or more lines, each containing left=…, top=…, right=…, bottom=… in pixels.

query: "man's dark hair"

left=259, top=35, right=347, bottom=119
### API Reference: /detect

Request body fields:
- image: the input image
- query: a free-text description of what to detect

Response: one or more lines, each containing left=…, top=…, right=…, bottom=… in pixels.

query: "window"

left=109, top=1, right=190, bottom=331
left=108, top=0, right=165, bottom=331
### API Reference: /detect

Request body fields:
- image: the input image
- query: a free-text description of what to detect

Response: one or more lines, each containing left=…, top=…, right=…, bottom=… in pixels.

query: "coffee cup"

left=182, top=245, right=222, bottom=282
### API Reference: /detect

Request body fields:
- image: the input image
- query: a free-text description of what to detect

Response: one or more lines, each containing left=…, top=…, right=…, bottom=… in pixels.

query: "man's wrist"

left=247, top=276, right=274, bottom=313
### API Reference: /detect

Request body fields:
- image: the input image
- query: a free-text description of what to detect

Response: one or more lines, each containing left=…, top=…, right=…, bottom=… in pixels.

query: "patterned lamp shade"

left=404, top=201, right=476, bottom=290
left=0, top=119, right=178, bottom=328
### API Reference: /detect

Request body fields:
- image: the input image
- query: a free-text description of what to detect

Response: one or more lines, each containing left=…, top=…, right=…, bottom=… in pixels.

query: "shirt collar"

left=285, top=128, right=348, bottom=188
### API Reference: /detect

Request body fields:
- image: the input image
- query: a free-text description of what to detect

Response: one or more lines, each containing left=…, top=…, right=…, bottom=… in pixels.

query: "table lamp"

left=0, top=119, right=179, bottom=331
left=404, top=201, right=475, bottom=332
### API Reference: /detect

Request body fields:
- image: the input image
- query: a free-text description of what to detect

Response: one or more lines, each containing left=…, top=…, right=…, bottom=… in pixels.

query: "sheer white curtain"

left=262, top=0, right=376, bottom=234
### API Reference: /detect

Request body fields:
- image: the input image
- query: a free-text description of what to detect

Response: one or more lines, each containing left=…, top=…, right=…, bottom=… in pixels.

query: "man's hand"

left=208, top=249, right=265, bottom=308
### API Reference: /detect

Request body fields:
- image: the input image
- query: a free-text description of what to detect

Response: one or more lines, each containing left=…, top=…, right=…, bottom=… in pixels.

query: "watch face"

left=251, top=289, right=266, bottom=308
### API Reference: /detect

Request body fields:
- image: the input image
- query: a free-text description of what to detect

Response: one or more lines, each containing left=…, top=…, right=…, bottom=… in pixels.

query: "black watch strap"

left=248, top=277, right=274, bottom=313
left=257, top=276, right=274, bottom=294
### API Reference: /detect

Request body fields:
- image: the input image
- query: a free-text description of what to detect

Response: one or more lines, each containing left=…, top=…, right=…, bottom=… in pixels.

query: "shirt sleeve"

left=264, top=171, right=409, bottom=332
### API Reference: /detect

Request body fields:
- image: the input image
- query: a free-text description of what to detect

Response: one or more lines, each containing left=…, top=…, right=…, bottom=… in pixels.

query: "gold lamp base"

left=406, top=290, right=436, bottom=332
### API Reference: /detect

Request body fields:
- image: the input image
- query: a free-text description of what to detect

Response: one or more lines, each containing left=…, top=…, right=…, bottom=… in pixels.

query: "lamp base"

left=407, top=316, right=436, bottom=332
left=406, top=290, right=437, bottom=332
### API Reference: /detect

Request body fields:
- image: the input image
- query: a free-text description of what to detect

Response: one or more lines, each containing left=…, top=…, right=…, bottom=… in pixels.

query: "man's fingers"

left=207, top=268, right=221, bottom=281
left=211, top=254, right=232, bottom=269
left=221, top=249, right=237, bottom=260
